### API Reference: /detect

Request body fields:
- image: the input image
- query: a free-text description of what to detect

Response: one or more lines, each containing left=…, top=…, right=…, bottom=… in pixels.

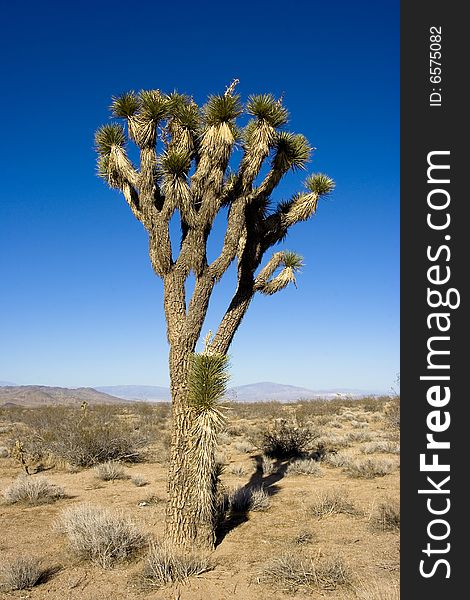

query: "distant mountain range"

left=0, top=385, right=127, bottom=407
left=0, top=381, right=377, bottom=407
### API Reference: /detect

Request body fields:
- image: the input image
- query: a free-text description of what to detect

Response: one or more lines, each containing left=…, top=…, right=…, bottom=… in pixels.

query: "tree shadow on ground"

left=215, top=454, right=290, bottom=546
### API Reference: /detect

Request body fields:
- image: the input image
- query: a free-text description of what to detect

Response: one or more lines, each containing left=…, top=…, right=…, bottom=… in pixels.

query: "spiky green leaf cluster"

left=111, top=92, right=140, bottom=118
left=203, top=94, right=243, bottom=126
left=281, top=251, right=304, bottom=271
left=273, top=132, right=311, bottom=171
left=247, top=94, right=288, bottom=128
left=167, top=93, right=201, bottom=131
left=95, top=124, right=126, bottom=156
left=159, top=150, right=191, bottom=176
left=140, top=90, right=168, bottom=121
left=306, top=173, right=335, bottom=196
left=188, top=353, right=230, bottom=413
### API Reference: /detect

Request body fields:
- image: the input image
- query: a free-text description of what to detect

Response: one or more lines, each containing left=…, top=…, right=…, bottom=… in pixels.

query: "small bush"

left=286, top=458, right=322, bottom=477
left=0, top=446, right=9, bottom=458
left=58, top=503, right=147, bottom=567
left=310, top=489, right=358, bottom=518
left=384, top=397, right=400, bottom=430
left=131, top=475, right=149, bottom=487
left=0, top=557, right=48, bottom=591
left=361, top=441, right=400, bottom=455
left=324, top=451, right=350, bottom=468
left=229, top=485, right=270, bottom=512
left=261, top=455, right=276, bottom=475
left=217, top=431, right=231, bottom=445
left=345, top=458, right=395, bottom=479
left=234, top=440, right=254, bottom=453
left=3, top=475, right=65, bottom=505
left=371, top=498, right=400, bottom=531
left=228, top=463, right=246, bottom=476
left=142, top=543, right=212, bottom=588
left=260, top=553, right=351, bottom=592
left=262, top=419, right=319, bottom=459
left=94, top=461, right=127, bottom=481
left=346, top=431, right=374, bottom=443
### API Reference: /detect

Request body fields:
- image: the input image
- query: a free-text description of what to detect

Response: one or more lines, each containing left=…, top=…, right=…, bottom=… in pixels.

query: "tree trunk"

left=165, top=342, right=196, bottom=548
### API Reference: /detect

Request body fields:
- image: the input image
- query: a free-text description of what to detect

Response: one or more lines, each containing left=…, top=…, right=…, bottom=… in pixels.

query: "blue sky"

left=0, top=0, right=399, bottom=393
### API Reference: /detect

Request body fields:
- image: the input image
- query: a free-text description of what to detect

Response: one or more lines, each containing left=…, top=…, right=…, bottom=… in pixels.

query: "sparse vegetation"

left=142, top=543, right=212, bottom=588
left=361, top=441, right=400, bottom=455
left=310, top=489, right=358, bottom=518
left=260, top=552, right=352, bottom=592
left=286, top=458, right=322, bottom=476
left=262, top=419, right=319, bottom=459
left=131, top=475, right=149, bottom=487
left=261, top=455, right=276, bottom=475
left=3, top=475, right=65, bottom=505
left=229, top=485, right=271, bottom=512
left=345, top=458, right=396, bottom=479
left=94, top=461, right=128, bottom=481
left=371, top=498, right=400, bottom=531
left=58, top=503, right=147, bottom=567
left=0, top=556, right=48, bottom=591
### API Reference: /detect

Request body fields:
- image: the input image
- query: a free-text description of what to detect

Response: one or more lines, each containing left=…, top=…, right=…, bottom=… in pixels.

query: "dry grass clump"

left=371, top=498, right=400, bottom=531
left=346, top=431, right=374, bottom=443
left=0, top=557, right=49, bottom=591
left=324, top=451, right=351, bottom=468
left=228, top=463, right=246, bottom=476
left=58, top=503, right=147, bottom=567
left=3, top=475, right=65, bottom=505
left=293, top=529, right=316, bottom=545
left=229, top=485, right=271, bottom=512
left=344, top=458, right=396, bottom=479
left=131, top=475, right=149, bottom=487
left=310, top=489, right=358, bottom=518
left=286, top=458, right=322, bottom=477
left=234, top=440, right=255, bottom=453
left=361, top=441, right=400, bottom=455
left=354, top=580, right=400, bottom=600
left=261, top=455, right=276, bottom=475
left=217, top=431, right=232, bottom=445
left=262, top=419, right=319, bottom=459
left=142, top=543, right=212, bottom=588
left=94, top=461, right=128, bottom=481
left=0, top=446, right=9, bottom=458
left=260, top=552, right=352, bottom=592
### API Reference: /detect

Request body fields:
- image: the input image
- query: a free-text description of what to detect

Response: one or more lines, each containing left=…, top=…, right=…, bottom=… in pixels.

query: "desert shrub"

left=345, top=458, right=395, bottom=479
left=384, top=397, right=400, bottom=429
left=346, top=431, right=374, bottom=443
left=94, top=461, right=127, bottom=481
left=261, top=455, right=276, bottom=475
left=0, top=446, right=9, bottom=458
left=324, top=451, right=351, bottom=468
left=0, top=557, right=48, bottom=591
left=13, top=405, right=148, bottom=467
left=371, top=498, right=400, bottom=531
left=217, top=431, right=231, bottom=445
left=131, top=475, right=149, bottom=487
left=3, top=475, right=65, bottom=505
left=58, top=503, right=147, bottom=567
left=228, top=463, right=246, bottom=476
left=262, top=419, right=319, bottom=459
left=260, top=553, right=351, bottom=592
left=142, top=543, right=212, bottom=588
left=229, top=485, right=270, bottom=512
left=234, top=440, right=255, bottom=453
left=361, top=441, right=400, bottom=455
left=310, top=489, right=358, bottom=518
left=286, top=458, right=322, bottom=477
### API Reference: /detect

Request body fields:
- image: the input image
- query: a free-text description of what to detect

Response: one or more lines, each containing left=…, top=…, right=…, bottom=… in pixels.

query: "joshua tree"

left=95, top=81, right=334, bottom=549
